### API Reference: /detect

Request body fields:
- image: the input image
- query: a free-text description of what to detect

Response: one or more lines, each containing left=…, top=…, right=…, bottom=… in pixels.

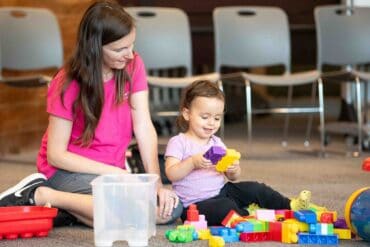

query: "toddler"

left=164, top=80, right=325, bottom=226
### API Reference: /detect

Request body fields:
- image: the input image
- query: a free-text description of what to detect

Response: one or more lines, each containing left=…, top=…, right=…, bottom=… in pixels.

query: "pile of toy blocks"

left=165, top=204, right=353, bottom=246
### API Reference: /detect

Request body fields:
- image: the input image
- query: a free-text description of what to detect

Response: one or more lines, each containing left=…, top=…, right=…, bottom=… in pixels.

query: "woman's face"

left=102, top=28, right=136, bottom=70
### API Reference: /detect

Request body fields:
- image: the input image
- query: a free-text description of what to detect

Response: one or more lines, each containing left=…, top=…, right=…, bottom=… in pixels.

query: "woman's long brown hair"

left=61, top=1, right=134, bottom=146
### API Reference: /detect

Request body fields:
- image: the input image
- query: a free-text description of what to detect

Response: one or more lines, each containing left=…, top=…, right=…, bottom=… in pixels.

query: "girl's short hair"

left=176, top=80, right=225, bottom=132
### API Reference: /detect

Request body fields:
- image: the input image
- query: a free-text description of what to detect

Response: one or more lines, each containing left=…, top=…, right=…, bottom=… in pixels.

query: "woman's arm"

left=131, top=90, right=179, bottom=218
left=47, top=115, right=126, bottom=175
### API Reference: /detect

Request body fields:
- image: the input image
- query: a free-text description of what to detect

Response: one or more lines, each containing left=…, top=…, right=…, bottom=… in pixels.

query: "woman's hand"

left=157, top=187, right=179, bottom=219
left=192, top=153, right=213, bottom=170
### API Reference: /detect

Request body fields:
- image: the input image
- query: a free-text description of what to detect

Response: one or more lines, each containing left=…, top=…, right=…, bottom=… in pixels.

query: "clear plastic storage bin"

left=91, top=174, right=158, bottom=247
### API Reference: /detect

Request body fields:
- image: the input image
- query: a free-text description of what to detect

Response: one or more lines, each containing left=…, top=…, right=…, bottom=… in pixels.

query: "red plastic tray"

left=0, top=206, right=58, bottom=240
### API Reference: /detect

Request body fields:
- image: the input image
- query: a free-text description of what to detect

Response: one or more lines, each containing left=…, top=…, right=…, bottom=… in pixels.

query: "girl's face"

left=183, top=96, right=224, bottom=141
left=102, top=28, right=136, bottom=71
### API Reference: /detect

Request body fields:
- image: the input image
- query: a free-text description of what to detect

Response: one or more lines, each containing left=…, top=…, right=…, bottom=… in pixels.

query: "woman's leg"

left=35, top=186, right=94, bottom=226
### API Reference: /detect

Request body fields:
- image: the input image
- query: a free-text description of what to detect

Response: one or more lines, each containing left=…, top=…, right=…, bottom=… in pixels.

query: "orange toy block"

left=215, top=149, right=240, bottom=172
left=221, top=210, right=242, bottom=227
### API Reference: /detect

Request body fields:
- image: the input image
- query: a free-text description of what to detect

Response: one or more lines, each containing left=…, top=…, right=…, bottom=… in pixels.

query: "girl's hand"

left=225, top=160, right=241, bottom=180
left=191, top=153, right=213, bottom=170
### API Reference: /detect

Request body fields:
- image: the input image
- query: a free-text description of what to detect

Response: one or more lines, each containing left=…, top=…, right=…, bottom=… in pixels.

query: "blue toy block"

left=236, top=222, right=254, bottom=233
left=210, top=226, right=226, bottom=236
left=298, top=233, right=339, bottom=245
left=219, top=228, right=239, bottom=243
left=294, top=210, right=317, bottom=224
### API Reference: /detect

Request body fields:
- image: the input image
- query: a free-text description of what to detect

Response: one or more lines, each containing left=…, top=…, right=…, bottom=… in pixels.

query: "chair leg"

left=282, top=85, right=293, bottom=147
left=245, top=80, right=252, bottom=152
left=318, top=78, right=325, bottom=157
left=304, top=82, right=318, bottom=147
left=355, top=76, right=362, bottom=156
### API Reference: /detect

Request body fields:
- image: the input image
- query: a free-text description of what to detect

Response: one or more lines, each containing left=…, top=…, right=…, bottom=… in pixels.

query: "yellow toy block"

left=215, top=149, right=241, bottom=172
left=198, top=229, right=211, bottom=240
left=285, top=219, right=309, bottom=232
left=209, top=236, right=225, bottom=247
left=334, top=228, right=352, bottom=239
left=282, top=221, right=299, bottom=244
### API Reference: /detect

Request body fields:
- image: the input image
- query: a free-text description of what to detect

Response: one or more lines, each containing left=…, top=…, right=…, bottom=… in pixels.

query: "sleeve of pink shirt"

left=129, top=54, right=148, bottom=93
left=47, top=70, right=79, bottom=121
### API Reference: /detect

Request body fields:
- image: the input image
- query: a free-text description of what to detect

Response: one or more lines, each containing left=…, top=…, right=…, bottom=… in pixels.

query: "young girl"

left=164, top=80, right=324, bottom=226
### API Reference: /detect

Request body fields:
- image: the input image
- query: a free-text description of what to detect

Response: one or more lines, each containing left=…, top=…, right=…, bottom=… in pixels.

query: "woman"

left=0, top=0, right=182, bottom=226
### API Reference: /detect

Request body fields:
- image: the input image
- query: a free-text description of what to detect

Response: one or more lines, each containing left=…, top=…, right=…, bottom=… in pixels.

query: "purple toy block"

left=333, top=218, right=347, bottom=229
left=203, top=146, right=226, bottom=165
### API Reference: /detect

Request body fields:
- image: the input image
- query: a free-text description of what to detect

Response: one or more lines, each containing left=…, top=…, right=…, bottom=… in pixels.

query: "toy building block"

left=317, top=210, right=337, bottom=223
left=203, top=146, right=226, bottom=165
left=209, top=235, right=225, bottom=247
left=294, top=210, right=317, bottom=224
left=269, top=222, right=282, bottom=241
left=221, top=210, right=242, bottom=227
left=282, top=221, right=299, bottom=244
left=235, top=221, right=254, bottom=233
left=186, top=204, right=199, bottom=222
left=219, top=228, right=239, bottom=243
left=210, top=226, right=225, bottom=236
left=239, top=232, right=270, bottom=242
left=284, top=218, right=309, bottom=232
left=165, top=225, right=197, bottom=243
left=215, top=149, right=241, bottom=172
left=256, top=209, right=276, bottom=222
left=298, top=233, right=339, bottom=245
left=184, top=214, right=208, bottom=231
left=247, top=219, right=268, bottom=232
left=333, top=218, right=347, bottom=229
left=198, top=229, right=211, bottom=240
left=320, top=212, right=334, bottom=223
left=333, top=228, right=351, bottom=239
left=309, top=223, right=334, bottom=235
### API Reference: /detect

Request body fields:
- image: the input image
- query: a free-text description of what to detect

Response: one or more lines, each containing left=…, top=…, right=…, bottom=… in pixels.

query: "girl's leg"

left=181, top=196, right=249, bottom=226
left=223, top=181, right=291, bottom=209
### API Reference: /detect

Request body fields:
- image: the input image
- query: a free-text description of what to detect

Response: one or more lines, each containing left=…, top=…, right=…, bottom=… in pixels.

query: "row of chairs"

left=1, top=5, right=370, bottom=156
left=127, top=5, right=370, bottom=156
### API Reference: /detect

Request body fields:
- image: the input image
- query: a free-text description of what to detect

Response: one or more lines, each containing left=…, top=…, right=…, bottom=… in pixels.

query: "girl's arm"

left=165, top=153, right=213, bottom=182
left=47, top=115, right=127, bottom=174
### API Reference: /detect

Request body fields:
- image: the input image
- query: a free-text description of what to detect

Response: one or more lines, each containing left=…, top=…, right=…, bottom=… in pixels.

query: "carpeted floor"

left=0, top=114, right=369, bottom=247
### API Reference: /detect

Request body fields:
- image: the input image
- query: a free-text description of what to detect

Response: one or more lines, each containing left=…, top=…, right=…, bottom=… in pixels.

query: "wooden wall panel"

left=0, top=0, right=93, bottom=154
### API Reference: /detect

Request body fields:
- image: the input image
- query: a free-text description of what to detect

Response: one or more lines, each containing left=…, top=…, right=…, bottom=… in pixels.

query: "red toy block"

left=0, top=206, right=58, bottom=240
left=284, top=210, right=294, bottom=219
left=362, top=157, right=370, bottom=171
left=320, top=212, right=334, bottom=223
left=269, top=222, right=282, bottom=241
left=186, top=204, right=199, bottom=222
left=221, top=210, right=241, bottom=227
left=240, top=232, right=270, bottom=242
